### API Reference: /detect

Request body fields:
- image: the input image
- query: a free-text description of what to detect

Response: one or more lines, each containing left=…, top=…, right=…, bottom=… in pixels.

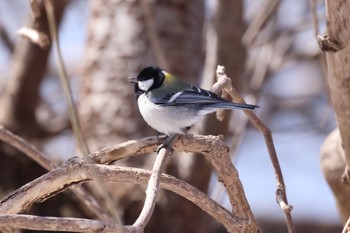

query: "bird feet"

left=156, top=134, right=179, bottom=154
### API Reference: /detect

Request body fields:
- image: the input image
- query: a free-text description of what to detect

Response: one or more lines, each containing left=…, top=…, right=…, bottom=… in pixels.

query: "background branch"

left=213, top=66, right=295, bottom=233
left=0, top=125, right=115, bottom=223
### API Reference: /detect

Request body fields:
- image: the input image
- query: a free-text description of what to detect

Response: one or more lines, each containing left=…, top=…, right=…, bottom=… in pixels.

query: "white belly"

left=137, top=94, right=203, bottom=135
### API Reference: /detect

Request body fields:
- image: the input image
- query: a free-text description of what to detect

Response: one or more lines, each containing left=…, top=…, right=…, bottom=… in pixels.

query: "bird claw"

left=157, top=143, right=174, bottom=154
left=156, top=134, right=178, bottom=154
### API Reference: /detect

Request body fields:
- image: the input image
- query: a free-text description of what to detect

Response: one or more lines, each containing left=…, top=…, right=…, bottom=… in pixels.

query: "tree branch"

left=132, top=135, right=179, bottom=231
left=0, top=155, right=245, bottom=232
left=0, top=214, right=112, bottom=232
left=213, top=66, right=295, bottom=233
left=320, top=0, right=350, bottom=182
left=0, top=125, right=115, bottom=223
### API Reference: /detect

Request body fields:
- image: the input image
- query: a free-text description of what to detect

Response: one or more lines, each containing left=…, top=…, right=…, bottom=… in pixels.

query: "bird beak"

left=128, top=77, right=137, bottom=83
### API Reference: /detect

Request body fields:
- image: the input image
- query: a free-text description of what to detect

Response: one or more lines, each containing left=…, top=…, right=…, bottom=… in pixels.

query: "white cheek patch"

left=138, top=79, right=154, bottom=91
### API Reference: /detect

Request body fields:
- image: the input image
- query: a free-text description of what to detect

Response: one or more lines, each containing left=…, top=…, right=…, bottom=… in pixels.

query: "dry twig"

left=342, top=216, right=350, bottom=233
left=309, top=0, right=320, bottom=37
left=214, top=66, right=295, bottom=233
left=43, top=0, right=124, bottom=227
left=43, top=0, right=89, bottom=155
left=132, top=135, right=179, bottom=231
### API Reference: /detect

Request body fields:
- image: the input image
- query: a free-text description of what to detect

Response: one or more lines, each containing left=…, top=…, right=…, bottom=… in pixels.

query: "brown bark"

left=323, top=0, right=350, bottom=169
left=0, top=135, right=260, bottom=233
left=80, top=1, right=205, bottom=232
left=320, top=0, right=350, bottom=224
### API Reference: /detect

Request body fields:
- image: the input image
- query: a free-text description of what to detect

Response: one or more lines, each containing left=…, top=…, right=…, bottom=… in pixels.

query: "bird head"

left=131, top=66, right=165, bottom=92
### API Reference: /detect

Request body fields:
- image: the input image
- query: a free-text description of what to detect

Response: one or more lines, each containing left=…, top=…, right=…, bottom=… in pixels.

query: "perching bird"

left=130, top=66, right=258, bottom=139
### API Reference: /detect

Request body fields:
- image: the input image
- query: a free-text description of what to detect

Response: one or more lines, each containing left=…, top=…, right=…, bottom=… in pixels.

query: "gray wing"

left=155, top=86, right=258, bottom=110
left=155, top=86, right=223, bottom=105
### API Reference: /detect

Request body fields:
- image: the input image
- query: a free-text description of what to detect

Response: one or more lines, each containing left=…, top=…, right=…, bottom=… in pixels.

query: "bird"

left=130, top=66, right=258, bottom=146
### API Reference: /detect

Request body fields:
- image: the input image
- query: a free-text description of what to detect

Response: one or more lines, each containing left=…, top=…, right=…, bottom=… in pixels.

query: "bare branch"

left=309, top=0, right=320, bottom=37
left=43, top=0, right=90, bottom=155
left=215, top=66, right=295, bottom=233
left=321, top=0, right=350, bottom=184
left=43, top=0, right=124, bottom=225
left=0, top=125, right=57, bottom=170
left=16, top=27, right=49, bottom=48
left=0, top=125, right=115, bottom=222
left=342, top=216, right=350, bottom=233
left=0, top=154, right=244, bottom=232
left=132, top=135, right=178, bottom=231
left=0, top=214, right=112, bottom=232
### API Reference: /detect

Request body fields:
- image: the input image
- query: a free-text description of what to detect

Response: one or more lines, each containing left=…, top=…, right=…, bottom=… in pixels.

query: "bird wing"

left=155, top=85, right=224, bottom=105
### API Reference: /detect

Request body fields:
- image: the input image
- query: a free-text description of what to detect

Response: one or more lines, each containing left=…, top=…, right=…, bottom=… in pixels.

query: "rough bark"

left=80, top=1, right=205, bottom=232
left=320, top=0, right=350, bottom=223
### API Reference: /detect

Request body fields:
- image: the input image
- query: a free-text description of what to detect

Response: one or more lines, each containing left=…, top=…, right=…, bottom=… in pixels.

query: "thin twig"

left=342, top=216, right=350, bottom=233
left=132, top=135, right=179, bottom=231
left=201, top=5, right=218, bottom=90
left=43, top=0, right=124, bottom=227
left=242, top=0, right=280, bottom=46
left=43, top=0, right=89, bottom=155
left=309, top=0, right=320, bottom=37
left=215, top=66, right=295, bottom=233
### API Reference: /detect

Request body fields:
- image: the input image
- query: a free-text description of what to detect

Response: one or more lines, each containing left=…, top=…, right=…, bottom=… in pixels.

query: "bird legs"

left=157, top=134, right=179, bottom=154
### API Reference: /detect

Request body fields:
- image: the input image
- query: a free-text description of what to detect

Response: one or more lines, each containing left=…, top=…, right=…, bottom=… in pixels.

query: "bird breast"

left=137, top=94, right=203, bottom=135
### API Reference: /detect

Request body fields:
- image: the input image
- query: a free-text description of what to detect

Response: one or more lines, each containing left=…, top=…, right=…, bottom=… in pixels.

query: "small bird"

left=130, top=66, right=258, bottom=138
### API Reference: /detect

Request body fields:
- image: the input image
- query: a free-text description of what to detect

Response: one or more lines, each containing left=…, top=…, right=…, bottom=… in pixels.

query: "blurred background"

left=0, top=0, right=342, bottom=232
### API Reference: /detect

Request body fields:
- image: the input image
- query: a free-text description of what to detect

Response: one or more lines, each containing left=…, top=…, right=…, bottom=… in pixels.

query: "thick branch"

left=0, top=156, right=241, bottom=232
left=0, top=214, right=112, bottom=232
left=321, top=0, right=350, bottom=180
